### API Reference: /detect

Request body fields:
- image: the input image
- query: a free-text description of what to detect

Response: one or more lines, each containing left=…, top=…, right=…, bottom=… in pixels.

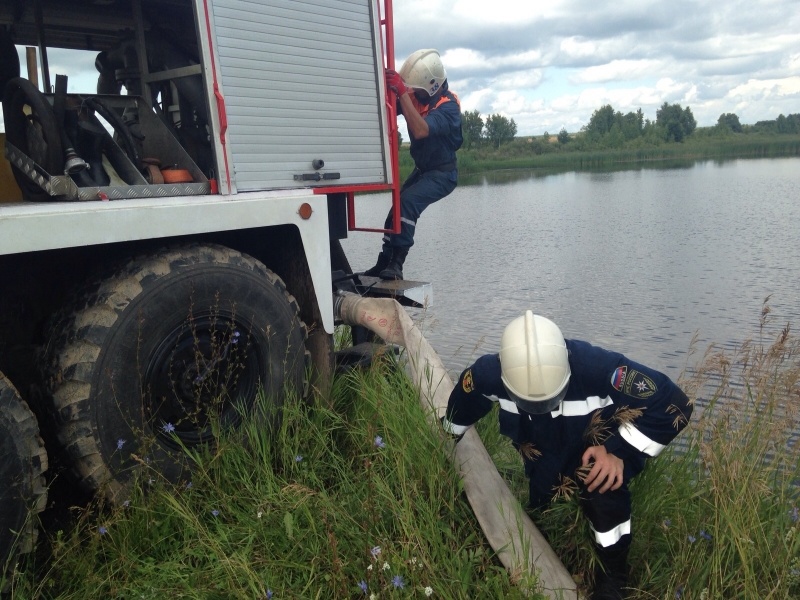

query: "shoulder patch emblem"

left=462, top=368, right=474, bottom=393
left=612, top=366, right=657, bottom=399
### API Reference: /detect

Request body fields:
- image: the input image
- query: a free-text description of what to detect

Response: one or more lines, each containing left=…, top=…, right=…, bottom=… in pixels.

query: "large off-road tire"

left=0, top=374, right=48, bottom=575
left=43, top=244, right=307, bottom=500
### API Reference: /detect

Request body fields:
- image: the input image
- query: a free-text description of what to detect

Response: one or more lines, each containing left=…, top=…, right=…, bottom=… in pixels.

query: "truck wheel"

left=0, top=374, right=48, bottom=574
left=43, top=245, right=306, bottom=499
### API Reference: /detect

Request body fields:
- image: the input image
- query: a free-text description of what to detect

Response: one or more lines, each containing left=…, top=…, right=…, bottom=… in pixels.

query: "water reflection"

left=457, top=158, right=729, bottom=187
left=342, top=157, right=800, bottom=382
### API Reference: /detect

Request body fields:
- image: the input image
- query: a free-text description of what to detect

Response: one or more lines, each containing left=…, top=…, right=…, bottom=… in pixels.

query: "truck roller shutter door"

left=209, top=0, right=389, bottom=191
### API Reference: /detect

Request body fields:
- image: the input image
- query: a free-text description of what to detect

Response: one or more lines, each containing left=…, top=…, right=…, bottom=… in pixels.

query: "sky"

left=391, top=0, right=800, bottom=135
left=4, top=0, right=799, bottom=137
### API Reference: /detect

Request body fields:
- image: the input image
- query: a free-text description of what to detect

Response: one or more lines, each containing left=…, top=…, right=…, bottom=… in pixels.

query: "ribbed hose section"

left=334, top=292, right=578, bottom=599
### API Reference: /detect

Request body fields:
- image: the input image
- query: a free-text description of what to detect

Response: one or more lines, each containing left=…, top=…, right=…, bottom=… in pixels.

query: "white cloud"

left=439, top=48, right=485, bottom=70
left=439, top=48, right=544, bottom=78
left=6, top=0, right=798, bottom=137
left=729, top=76, right=800, bottom=100
left=559, top=37, right=600, bottom=61
left=490, top=90, right=528, bottom=116
left=492, top=70, right=544, bottom=92
left=654, top=78, right=691, bottom=98
left=451, top=0, right=566, bottom=23
left=405, top=0, right=800, bottom=133
left=571, top=60, right=663, bottom=84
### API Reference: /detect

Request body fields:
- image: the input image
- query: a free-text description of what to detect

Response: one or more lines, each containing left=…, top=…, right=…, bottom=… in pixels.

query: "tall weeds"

left=6, top=314, right=799, bottom=599
left=6, top=355, right=534, bottom=599
left=532, top=311, right=800, bottom=598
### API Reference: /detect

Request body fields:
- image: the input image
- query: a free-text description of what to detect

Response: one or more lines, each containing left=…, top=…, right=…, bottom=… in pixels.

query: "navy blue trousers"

left=527, top=448, right=645, bottom=550
left=382, top=168, right=456, bottom=249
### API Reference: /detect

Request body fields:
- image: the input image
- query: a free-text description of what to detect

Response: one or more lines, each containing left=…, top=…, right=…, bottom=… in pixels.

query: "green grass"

left=5, top=353, right=535, bottom=599
left=5, top=312, right=800, bottom=599
left=533, top=313, right=800, bottom=598
left=398, top=133, right=800, bottom=180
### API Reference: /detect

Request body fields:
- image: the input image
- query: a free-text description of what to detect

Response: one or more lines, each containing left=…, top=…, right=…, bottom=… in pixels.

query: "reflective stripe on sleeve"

left=440, top=417, right=470, bottom=436
left=400, top=217, right=416, bottom=227
left=498, top=398, right=520, bottom=415
left=619, top=422, right=665, bottom=457
left=592, top=519, right=631, bottom=547
left=551, top=395, right=614, bottom=417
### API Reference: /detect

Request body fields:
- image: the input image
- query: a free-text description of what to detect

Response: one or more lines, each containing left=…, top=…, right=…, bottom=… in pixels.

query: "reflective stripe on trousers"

left=382, top=168, right=456, bottom=249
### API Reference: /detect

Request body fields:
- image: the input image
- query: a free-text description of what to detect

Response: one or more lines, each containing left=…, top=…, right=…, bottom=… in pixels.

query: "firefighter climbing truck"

left=0, top=0, right=408, bottom=574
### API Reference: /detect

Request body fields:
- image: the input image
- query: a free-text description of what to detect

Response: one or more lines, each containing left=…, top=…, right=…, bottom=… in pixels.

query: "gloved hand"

left=385, top=69, right=408, bottom=97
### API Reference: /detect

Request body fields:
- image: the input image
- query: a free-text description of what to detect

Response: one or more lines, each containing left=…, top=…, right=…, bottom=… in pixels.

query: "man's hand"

left=385, top=69, right=408, bottom=97
left=581, top=445, right=624, bottom=493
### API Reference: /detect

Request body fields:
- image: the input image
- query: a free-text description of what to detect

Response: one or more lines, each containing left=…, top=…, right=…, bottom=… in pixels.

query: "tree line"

left=459, top=103, right=800, bottom=151
left=462, top=111, right=517, bottom=149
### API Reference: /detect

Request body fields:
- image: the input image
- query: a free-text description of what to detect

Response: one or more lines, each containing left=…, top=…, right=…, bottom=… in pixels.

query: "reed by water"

left=400, top=134, right=800, bottom=180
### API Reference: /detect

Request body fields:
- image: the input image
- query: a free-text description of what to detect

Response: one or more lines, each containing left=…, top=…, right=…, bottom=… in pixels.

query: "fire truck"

left=0, top=0, right=417, bottom=573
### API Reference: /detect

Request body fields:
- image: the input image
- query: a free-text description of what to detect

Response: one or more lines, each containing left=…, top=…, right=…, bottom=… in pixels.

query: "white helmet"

left=499, top=311, right=571, bottom=414
left=399, top=49, right=447, bottom=97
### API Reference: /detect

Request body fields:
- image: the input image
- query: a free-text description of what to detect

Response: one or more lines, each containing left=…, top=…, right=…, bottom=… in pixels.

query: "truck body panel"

left=204, top=0, right=391, bottom=192
left=0, top=191, right=335, bottom=331
left=1, top=0, right=395, bottom=332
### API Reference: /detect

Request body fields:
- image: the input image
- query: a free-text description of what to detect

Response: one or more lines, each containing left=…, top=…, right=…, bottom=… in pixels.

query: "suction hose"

left=334, top=292, right=578, bottom=599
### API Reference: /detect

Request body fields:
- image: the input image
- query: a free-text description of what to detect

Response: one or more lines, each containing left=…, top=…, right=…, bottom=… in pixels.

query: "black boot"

left=379, top=247, right=409, bottom=280
left=361, top=250, right=390, bottom=277
left=592, top=544, right=629, bottom=600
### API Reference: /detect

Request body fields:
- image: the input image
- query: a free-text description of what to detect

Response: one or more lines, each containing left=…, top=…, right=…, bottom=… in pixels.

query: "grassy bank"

left=4, top=358, right=532, bottom=600
left=4, top=317, right=799, bottom=599
left=399, top=134, right=800, bottom=180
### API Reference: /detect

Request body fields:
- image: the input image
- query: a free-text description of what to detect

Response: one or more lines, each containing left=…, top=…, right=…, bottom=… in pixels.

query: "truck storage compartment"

left=1, top=0, right=391, bottom=200
left=206, top=0, right=391, bottom=192
left=3, top=80, right=210, bottom=202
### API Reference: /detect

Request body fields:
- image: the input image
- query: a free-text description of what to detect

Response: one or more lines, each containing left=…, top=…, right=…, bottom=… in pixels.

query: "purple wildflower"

left=98, top=526, right=108, bottom=535
left=295, top=455, right=303, bottom=463
left=116, top=438, right=126, bottom=450
left=266, top=590, right=273, bottom=599
left=700, top=530, right=712, bottom=541
left=662, top=518, right=671, bottom=528
left=374, top=435, right=385, bottom=449
left=122, top=500, right=130, bottom=508
left=232, top=331, right=241, bottom=344
left=790, top=506, right=799, bottom=523
left=392, top=575, right=405, bottom=589
left=370, top=546, right=381, bottom=558
left=211, top=509, right=220, bottom=517
left=688, top=534, right=696, bottom=543
left=676, top=584, right=685, bottom=598
left=186, top=481, right=193, bottom=489
left=162, top=422, right=176, bottom=433
left=357, top=580, right=368, bottom=594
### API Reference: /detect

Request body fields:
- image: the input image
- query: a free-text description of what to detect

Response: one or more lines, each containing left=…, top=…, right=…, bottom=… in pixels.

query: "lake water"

left=341, top=157, right=800, bottom=383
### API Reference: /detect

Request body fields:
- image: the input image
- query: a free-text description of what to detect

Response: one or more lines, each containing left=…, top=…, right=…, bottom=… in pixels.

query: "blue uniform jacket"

left=404, top=89, right=462, bottom=176
left=444, top=340, right=693, bottom=487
